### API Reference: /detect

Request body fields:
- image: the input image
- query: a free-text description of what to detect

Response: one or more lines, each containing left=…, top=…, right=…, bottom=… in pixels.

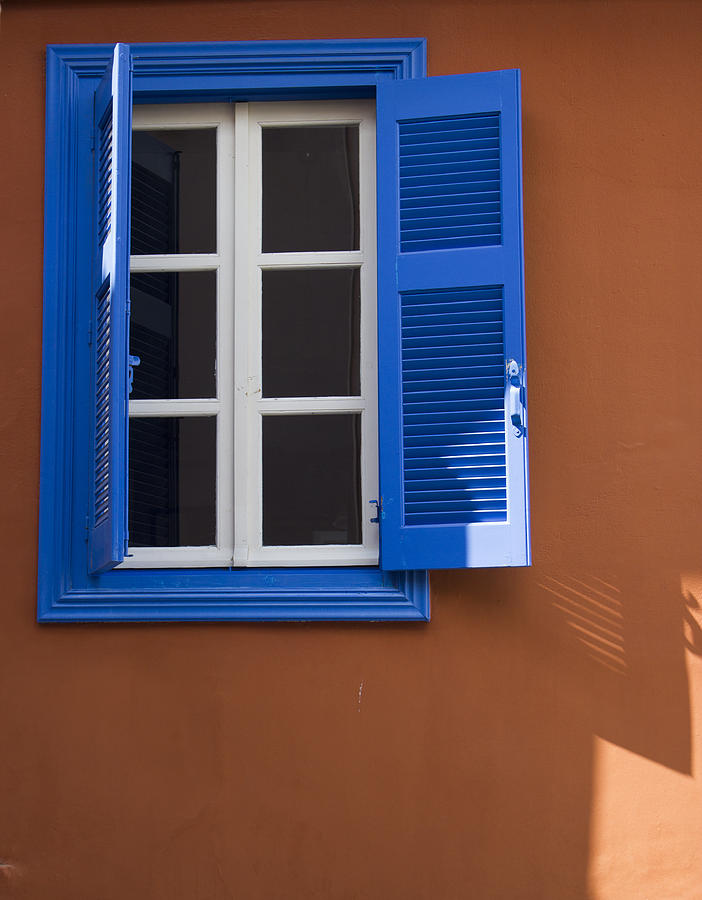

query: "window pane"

left=128, top=417, right=216, bottom=547
left=131, top=129, right=216, bottom=254
left=129, top=272, right=216, bottom=400
left=262, top=414, right=362, bottom=546
left=262, top=125, right=359, bottom=252
left=262, top=268, right=360, bottom=398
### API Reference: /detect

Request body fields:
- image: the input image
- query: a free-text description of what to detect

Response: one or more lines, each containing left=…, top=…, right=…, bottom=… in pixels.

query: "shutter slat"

left=405, top=510, right=508, bottom=525
left=401, top=170, right=499, bottom=189
left=405, top=453, right=506, bottom=470
left=400, top=128, right=500, bottom=148
left=401, top=181, right=501, bottom=200
left=404, top=475, right=508, bottom=490
left=406, top=498, right=508, bottom=513
left=400, top=156, right=500, bottom=177
left=403, top=347, right=504, bottom=363
left=403, top=409, right=505, bottom=426
left=405, top=469, right=507, bottom=485
left=402, top=189, right=501, bottom=207
left=399, top=114, right=500, bottom=135
left=402, top=202, right=501, bottom=221
left=406, top=486, right=507, bottom=499
left=404, top=427, right=505, bottom=443
left=404, top=442, right=505, bottom=458
left=403, top=321, right=502, bottom=338
left=401, top=234, right=502, bottom=252
left=404, top=384, right=505, bottom=402
left=400, top=212, right=502, bottom=232
left=404, top=365, right=504, bottom=381
left=404, top=305, right=502, bottom=320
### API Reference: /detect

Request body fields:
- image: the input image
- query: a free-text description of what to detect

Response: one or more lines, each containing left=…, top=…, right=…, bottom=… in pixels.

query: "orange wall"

left=1, top=1, right=702, bottom=897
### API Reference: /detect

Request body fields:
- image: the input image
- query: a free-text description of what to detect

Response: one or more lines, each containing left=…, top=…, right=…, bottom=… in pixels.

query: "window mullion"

left=216, top=110, right=236, bottom=561
left=233, top=102, right=253, bottom=566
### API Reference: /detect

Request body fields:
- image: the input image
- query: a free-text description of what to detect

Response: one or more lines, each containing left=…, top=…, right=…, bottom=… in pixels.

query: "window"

left=126, top=100, right=378, bottom=568
left=39, top=40, right=529, bottom=622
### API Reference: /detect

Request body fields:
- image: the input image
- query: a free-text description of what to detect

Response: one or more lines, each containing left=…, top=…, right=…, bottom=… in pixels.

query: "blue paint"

left=39, top=39, right=430, bottom=622
left=377, top=70, right=530, bottom=570
left=89, top=44, right=132, bottom=574
left=39, top=42, right=529, bottom=621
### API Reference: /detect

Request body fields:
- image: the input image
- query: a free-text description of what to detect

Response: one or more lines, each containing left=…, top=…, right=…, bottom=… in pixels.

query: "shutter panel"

left=89, top=44, right=132, bottom=574
left=377, top=70, right=529, bottom=570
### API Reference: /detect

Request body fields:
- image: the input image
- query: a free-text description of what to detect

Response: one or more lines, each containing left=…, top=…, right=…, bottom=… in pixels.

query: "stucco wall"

left=1, top=1, right=701, bottom=897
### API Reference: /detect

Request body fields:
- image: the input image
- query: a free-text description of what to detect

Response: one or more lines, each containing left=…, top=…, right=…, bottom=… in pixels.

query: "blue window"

left=39, top=40, right=529, bottom=622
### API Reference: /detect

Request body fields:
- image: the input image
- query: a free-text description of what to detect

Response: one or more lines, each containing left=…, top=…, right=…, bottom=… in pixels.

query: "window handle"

left=128, top=355, right=141, bottom=394
left=507, top=359, right=525, bottom=438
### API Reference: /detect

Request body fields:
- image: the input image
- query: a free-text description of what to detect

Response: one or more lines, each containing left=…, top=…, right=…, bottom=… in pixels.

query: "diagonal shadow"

left=540, top=575, right=626, bottom=676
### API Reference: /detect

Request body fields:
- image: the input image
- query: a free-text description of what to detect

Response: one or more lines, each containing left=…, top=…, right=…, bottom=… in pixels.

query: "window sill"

left=39, top=568, right=430, bottom=622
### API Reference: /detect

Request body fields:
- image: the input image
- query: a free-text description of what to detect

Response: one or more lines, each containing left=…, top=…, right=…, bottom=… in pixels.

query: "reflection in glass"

left=129, top=272, right=216, bottom=400
left=262, top=268, right=360, bottom=398
left=131, top=129, right=216, bottom=254
left=262, top=414, right=361, bottom=546
left=128, top=417, right=216, bottom=547
left=262, top=125, right=359, bottom=252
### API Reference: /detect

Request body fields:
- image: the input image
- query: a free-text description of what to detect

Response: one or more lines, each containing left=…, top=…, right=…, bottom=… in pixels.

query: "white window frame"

left=123, top=99, right=378, bottom=568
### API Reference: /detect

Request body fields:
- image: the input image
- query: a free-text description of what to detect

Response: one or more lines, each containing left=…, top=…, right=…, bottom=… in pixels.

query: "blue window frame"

left=39, top=39, right=529, bottom=622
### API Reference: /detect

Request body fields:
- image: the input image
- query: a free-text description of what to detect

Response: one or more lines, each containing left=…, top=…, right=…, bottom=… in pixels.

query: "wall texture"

left=1, top=1, right=701, bottom=897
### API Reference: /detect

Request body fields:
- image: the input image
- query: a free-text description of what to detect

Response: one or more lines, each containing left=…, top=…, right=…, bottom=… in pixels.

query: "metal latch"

left=128, top=355, right=141, bottom=394
left=506, top=359, right=525, bottom=438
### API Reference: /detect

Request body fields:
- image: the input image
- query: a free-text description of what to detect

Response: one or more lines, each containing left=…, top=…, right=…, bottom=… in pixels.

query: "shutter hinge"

left=87, top=321, right=93, bottom=346
left=369, top=498, right=383, bottom=524
left=85, top=515, right=90, bottom=539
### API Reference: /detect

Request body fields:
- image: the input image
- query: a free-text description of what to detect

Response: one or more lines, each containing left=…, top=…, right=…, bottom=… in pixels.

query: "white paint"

left=123, top=104, right=234, bottom=569
left=123, top=100, right=378, bottom=568
left=242, top=99, right=378, bottom=567
left=357, top=680, right=364, bottom=712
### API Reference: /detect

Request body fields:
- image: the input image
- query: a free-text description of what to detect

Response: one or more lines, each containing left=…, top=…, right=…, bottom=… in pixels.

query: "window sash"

left=125, top=104, right=235, bottom=566
left=241, top=100, right=378, bottom=566
left=124, top=100, right=378, bottom=568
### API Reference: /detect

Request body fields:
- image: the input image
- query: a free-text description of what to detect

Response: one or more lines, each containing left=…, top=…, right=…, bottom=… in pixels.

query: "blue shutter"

left=88, top=44, right=132, bottom=574
left=377, top=70, right=529, bottom=570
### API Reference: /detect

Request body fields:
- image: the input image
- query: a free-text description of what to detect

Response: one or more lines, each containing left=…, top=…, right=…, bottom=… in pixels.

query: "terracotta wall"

left=1, top=1, right=701, bottom=897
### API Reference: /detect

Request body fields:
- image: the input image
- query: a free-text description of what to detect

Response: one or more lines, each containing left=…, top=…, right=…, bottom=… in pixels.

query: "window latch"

left=369, top=499, right=382, bottom=524
left=128, top=355, right=141, bottom=394
left=507, top=359, right=525, bottom=438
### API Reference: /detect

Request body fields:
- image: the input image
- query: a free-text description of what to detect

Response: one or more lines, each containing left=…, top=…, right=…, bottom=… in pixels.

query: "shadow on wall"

left=540, top=575, right=626, bottom=676
left=421, top=557, right=698, bottom=900
left=682, top=577, right=702, bottom=658
left=543, top=571, right=695, bottom=775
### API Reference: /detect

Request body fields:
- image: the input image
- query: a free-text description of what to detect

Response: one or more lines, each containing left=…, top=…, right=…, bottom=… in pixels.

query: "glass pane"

left=131, top=129, right=216, bottom=254
left=262, top=268, right=360, bottom=398
left=129, top=417, right=216, bottom=547
left=129, top=271, right=216, bottom=400
left=262, top=125, right=359, bottom=252
left=262, top=414, right=361, bottom=546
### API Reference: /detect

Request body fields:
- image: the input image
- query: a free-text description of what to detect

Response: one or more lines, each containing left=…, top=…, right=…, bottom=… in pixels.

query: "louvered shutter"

left=377, top=70, right=530, bottom=570
left=88, top=44, right=132, bottom=574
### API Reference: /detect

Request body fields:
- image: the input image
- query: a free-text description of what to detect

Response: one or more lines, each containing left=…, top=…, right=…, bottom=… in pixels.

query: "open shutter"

left=89, top=44, right=132, bottom=574
left=377, top=69, right=529, bottom=570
